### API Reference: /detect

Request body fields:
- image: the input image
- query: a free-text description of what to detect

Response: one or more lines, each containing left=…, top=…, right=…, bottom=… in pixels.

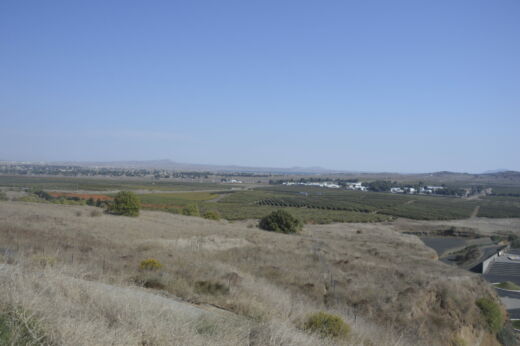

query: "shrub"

left=203, top=211, right=221, bottom=220
left=109, top=191, right=140, bottom=216
left=194, top=280, right=229, bottom=295
left=259, top=210, right=302, bottom=234
left=476, top=298, right=504, bottom=334
left=139, top=258, right=162, bottom=271
left=31, top=255, right=57, bottom=268
left=0, top=307, right=49, bottom=345
left=0, top=191, right=7, bottom=201
left=303, top=312, right=350, bottom=338
left=490, top=235, right=503, bottom=243
left=141, top=278, right=166, bottom=290
left=182, top=204, right=200, bottom=216
left=90, top=209, right=102, bottom=217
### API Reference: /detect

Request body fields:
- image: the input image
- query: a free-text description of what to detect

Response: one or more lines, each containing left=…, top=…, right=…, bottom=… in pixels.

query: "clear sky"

left=1, top=1, right=519, bottom=172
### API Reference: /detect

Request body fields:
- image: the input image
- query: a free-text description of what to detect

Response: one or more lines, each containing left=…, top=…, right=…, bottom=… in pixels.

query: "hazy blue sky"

left=1, top=1, right=519, bottom=172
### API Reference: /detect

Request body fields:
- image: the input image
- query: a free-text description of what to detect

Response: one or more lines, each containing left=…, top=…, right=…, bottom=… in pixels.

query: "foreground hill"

left=0, top=201, right=506, bottom=345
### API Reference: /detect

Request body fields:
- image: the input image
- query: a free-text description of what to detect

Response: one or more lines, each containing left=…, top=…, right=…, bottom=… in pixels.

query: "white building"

left=346, top=182, right=367, bottom=191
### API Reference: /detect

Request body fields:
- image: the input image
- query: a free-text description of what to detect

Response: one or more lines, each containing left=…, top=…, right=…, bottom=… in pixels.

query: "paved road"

left=509, top=309, right=520, bottom=319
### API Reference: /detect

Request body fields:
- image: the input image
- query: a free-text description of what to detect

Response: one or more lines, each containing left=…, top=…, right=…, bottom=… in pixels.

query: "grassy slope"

left=0, top=201, right=504, bottom=345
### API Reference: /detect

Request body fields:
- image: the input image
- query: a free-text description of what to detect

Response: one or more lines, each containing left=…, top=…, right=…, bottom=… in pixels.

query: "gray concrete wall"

left=482, top=245, right=510, bottom=273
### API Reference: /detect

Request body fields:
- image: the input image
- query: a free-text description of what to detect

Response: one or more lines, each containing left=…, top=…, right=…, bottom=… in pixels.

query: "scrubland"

left=0, top=201, right=509, bottom=345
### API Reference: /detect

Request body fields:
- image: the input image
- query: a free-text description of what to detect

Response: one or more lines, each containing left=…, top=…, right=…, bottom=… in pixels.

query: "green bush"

left=109, top=191, right=140, bottom=216
left=182, top=204, right=200, bottom=216
left=203, top=210, right=221, bottom=220
left=0, top=191, right=7, bottom=201
left=259, top=210, right=302, bottom=234
left=303, top=312, right=350, bottom=338
left=139, top=258, right=162, bottom=271
left=476, top=298, right=504, bottom=334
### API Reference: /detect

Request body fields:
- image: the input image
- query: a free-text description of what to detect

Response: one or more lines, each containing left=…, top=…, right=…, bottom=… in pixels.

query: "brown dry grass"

left=0, top=201, right=504, bottom=345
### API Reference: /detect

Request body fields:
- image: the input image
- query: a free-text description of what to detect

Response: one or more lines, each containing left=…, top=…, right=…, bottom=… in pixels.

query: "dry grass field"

left=0, top=200, right=508, bottom=345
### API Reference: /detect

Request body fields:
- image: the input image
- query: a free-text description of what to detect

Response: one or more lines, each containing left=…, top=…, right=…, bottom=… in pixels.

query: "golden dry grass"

left=0, top=201, right=505, bottom=345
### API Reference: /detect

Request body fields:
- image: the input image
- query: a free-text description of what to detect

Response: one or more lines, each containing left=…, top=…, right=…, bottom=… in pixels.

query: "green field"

left=4, top=175, right=520, bottom=222
left=478, top=195, right=520, bottom=218
left=0, top=175, right=231, bottom=191
left=138, top=192, right=220, bottom=209
left=225, top=186, right=479, bottom=220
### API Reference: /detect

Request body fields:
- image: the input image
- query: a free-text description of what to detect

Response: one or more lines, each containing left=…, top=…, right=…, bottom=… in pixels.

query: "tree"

left=109, top=191, right=140, bottom=216
left=366, top=180, right=392, bottom=192
left=182, top=203, right=200, bottom=216
left=203, top=210, right=221, bottom=220
left=259, top=210, right=302, bottom=234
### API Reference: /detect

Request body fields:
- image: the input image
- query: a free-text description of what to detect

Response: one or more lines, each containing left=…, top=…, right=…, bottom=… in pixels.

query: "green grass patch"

left=513, top=320, right=520, bottom=329
left=476, top=298, right=504, bottom=334
left=303, top=312, right=350, bottom=338
left=494, top=281, right=520, bottom=291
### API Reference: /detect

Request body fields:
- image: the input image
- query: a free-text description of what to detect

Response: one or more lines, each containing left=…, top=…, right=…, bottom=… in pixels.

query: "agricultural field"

left=478, top=195, right=520, bottom=218
left=3, top=175, right=520, bottom=222
left=212, top=186, right=480, bottom=221
left=138, top=192, right=220, bottom=210
left=0, top=175, right=234, bottom=192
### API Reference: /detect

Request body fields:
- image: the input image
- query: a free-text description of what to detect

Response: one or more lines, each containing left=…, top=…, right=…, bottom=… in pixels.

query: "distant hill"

left=482, top=170, right=520, bottom=178
left=482, top=169, right=512, bottom=174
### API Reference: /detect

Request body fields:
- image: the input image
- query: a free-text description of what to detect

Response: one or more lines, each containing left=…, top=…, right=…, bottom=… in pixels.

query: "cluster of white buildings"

left=282, top=181, right=341, bottom=189
left=280, top=181, right=445, bottom=194
left=344, top=182, right=368, bottom=191
left=390, top=186, right=444, bottom=194
left=223, top=179, right=243, bottom=184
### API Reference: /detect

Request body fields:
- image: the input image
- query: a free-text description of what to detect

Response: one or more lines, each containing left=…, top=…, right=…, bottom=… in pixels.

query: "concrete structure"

left=345, top=182, right=367, bottom=191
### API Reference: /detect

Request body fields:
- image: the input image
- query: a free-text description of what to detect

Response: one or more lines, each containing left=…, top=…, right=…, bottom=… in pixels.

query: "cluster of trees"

left=434, top=187, right=465, bottom=196
left=366, top=180, right=393, bottom=192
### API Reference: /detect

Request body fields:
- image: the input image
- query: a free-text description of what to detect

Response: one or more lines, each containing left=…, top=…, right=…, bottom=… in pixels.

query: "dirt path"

left=207, top=194, right=228, bottom=203
left=466, top=188, right=493, bottom=201
left=470, top=205, right=481, bottom=219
